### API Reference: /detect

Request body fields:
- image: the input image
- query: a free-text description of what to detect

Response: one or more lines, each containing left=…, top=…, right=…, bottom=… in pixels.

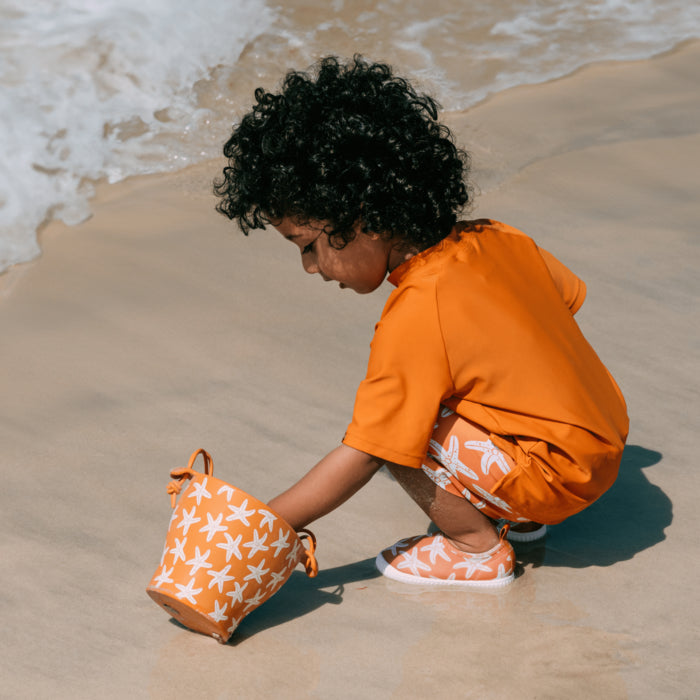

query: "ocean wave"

left=1, top=0, right=699, bottom=273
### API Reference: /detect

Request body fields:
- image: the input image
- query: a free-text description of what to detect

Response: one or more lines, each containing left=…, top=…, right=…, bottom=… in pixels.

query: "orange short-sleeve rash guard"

left=343, top=220, right=629, bottom=523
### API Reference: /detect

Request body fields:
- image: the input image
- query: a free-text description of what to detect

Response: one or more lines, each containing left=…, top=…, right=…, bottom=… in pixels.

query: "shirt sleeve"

left=537, top=247, right=587, bottom=314
left=343, top=278, right=455, bottom=468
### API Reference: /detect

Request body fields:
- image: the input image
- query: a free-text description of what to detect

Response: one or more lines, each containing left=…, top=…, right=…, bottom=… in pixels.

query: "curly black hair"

left=214, top=55, right=471, bottom=250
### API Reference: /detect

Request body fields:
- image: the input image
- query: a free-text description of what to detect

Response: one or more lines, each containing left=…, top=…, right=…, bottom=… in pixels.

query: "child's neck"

left=387, top=239, right=420, bottom=273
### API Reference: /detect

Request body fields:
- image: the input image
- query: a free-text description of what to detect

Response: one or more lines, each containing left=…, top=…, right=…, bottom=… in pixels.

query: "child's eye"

left=302, top=241, right=315, bottom=255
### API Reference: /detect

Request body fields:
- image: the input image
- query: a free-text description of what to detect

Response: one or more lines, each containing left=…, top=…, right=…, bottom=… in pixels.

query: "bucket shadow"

left=229, top=557, right=381, bottom=644
left=517, top=444, right=672, bottom=569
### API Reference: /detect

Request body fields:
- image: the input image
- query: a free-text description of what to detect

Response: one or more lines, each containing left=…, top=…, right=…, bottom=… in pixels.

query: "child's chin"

left=339, top=281, right=380, bottom=294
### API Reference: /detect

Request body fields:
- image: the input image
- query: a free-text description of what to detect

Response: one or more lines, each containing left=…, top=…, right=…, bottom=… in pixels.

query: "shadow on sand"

left=517, top=444, right=671, bottom=568
left=229, top=557, right=381, bottom=643
left=221, top=444, right=671, bottom=640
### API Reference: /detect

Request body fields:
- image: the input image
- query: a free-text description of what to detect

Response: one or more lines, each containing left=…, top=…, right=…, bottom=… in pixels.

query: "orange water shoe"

left=376, top=530, right=514, bottom=588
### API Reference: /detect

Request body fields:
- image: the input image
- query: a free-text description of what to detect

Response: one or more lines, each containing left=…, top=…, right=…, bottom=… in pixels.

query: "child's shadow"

left=229, top=557, right=381, bottom=644
left=230, top=445, right=669, bottom=640
left=518, top=444, right=671, bottom=569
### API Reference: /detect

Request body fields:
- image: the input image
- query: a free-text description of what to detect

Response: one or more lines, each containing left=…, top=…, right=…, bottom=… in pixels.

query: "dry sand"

left=1, top=42, right=699, bottom=699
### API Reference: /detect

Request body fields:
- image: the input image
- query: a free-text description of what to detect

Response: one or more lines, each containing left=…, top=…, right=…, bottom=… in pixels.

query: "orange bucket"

left=146, top=449, right=318, bottom=643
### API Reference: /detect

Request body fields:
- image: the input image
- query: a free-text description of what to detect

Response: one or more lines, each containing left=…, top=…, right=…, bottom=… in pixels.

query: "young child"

left=214, top=56, right=629, bottom=587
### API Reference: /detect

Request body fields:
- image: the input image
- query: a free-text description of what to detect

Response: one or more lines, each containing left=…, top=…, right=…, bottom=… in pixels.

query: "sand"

left=1, top=42, right=699, bottom=699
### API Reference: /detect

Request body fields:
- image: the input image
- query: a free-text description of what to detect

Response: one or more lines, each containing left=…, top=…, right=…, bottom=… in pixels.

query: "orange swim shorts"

left=421, top=406, right=529, bottom=523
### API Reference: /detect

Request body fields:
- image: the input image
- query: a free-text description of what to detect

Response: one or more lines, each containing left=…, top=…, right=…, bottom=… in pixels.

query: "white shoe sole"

left=375, top=552, right=515, bottom=588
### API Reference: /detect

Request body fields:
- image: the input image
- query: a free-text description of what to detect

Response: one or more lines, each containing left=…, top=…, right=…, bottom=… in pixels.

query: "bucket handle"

left=166, top=448, right=213, bottom=508
left=297, top=528, right=318, bottom=578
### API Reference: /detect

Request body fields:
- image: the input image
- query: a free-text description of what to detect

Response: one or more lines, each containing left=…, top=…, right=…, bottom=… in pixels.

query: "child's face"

left=274, top=217, right=396, bottom=294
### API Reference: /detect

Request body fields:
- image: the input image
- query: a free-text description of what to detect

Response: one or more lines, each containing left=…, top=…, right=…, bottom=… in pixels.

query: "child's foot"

left=375, top=530, right=514, bottom=588
left=504, top=521, right=547, bottom=543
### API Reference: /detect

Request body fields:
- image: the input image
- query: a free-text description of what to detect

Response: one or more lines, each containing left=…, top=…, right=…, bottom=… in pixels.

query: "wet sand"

left=1, top=42, right=698, bottom=698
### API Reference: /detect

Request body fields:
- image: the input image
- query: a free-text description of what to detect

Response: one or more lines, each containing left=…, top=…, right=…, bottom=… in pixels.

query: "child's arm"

left=268, top=444, right=384, bottom=530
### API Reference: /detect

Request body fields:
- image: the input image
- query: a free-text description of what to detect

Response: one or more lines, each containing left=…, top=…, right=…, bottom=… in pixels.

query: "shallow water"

left=1, top=0, right=699, bottom=272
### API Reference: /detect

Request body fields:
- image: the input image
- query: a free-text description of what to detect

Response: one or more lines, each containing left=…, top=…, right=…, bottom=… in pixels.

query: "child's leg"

left=375, top=408, right=529, bottom=586
left=386, top=463, right=499, bottom=553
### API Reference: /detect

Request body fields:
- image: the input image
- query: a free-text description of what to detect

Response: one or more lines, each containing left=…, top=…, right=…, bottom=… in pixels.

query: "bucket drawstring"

left=165, top=449, right=213, bottom=508
left=297, top=529, right=319, bottom=578
left=166, top=468, right=198, bottom=508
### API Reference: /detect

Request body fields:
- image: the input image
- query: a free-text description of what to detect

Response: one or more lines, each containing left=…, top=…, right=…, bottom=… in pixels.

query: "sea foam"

left=0, top=0, right=275, bottom=271
left=1, top=0, right=699, bottom=274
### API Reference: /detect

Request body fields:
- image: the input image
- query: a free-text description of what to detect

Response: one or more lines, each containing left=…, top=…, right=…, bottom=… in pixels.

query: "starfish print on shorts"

left=199, top=511, right=227, bottom=542
left=462, top=439, right=512, bottom=476
left=188, top=477, right=212, bottom=506
left=421, top=463, right=453, bottom=491
left=216, top=532, right=243, bottom=562
left=461, top=488, right=488, bottom=510
left=429, top=435, right=480, bottom=481
left=225, top=499, right=255, bottom=527
left=433, top=405, right=455, bottom=429
left=470, top=483, right=513, bottom=514
left=174, top=577, right=203, bottom=604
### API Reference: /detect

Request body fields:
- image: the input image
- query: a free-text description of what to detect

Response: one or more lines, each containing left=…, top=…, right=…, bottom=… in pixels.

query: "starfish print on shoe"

left=376, top=531, right=515, bottom=588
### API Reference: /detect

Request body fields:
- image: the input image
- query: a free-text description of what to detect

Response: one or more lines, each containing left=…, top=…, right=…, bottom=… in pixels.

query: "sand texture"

left=1, top=42, right=699, bottom=698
